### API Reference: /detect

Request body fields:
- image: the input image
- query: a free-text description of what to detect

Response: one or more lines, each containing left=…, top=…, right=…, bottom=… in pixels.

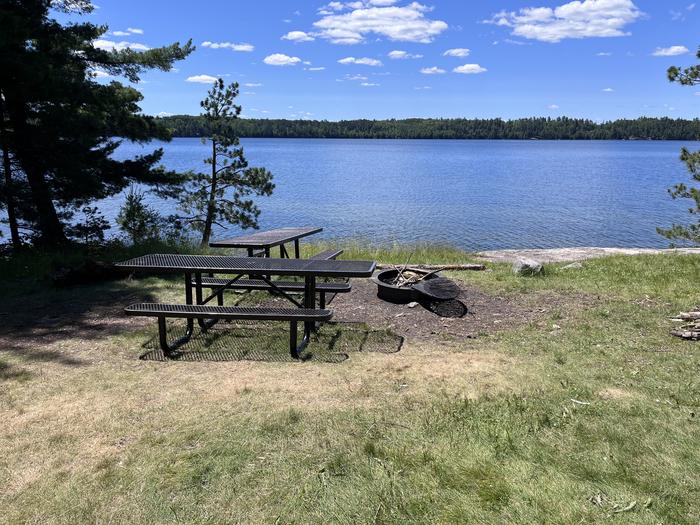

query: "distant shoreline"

left=158, top=115, right=700, bottom=141
left=169, top=136, right=700, bottom=141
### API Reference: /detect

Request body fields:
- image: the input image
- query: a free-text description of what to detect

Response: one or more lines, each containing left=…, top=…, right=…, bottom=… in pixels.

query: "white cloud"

left=486, top=0, right=643, bottom=43
left=652, top=45, right=689, bottom=56
left=596, top=51, right=612, bottom=55
left=282, top=31, right=315, bottom=42
left=305, top=66, right=326, bottom=70
left=127, top=27, right=144, bottom=34
left=242, top=91, right=256, bottom=95
left=90, top=70, right=111, bottom=78
left=263, top=53, right=302, bottom=66
left=414, top=85, right=432, bottom=90
left=443, top=48, right=470, bottom=57
left=186, top=74, right=218, bottom=84
left=343, top=74, right=368, bottom=80
left=453, top=63, right=487, bottom=74
left=313, top=2, right=448, bottom=44
left=201, top=41, right=254, bottom=52
left=338, top=56, right=383, bottom=66
left=602, top=87, right=614, bottom=91
left=93, top=39, right=149, bottom=51
left=244, top=82, right=262, bottom=87
left=156, top=111, right=173, bottom=117
left=360, top=82, right=380, bottom=86
left=688, top=3, right=696, bottom=10
left=388, top=50, right=423, bottom=59
left=420, top=66, right=445, bottom=74
left=111, top=30, right=130, bottom=36
left=548, top=104, right=560, bottom=109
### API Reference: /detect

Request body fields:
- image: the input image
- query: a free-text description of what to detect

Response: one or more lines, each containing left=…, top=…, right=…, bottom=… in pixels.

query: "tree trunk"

left=3, top=87, right=67, bottom=246
left=201, top=139, right=217, bottom=246
left=0, top=91, right=21, bottom=249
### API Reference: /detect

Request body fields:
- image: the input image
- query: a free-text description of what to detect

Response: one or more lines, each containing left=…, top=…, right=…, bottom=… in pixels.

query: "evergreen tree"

left=658, top=46, right=700, bottom=246
left=179, top=79, right=274, bottom=246
left=116, top=187, right=162, bottom=244
left=0, top=0, right=193, bottom=246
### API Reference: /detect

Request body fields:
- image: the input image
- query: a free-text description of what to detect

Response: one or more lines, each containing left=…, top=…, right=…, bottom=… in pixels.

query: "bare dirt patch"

left=331, top=277, right=558, bottom=342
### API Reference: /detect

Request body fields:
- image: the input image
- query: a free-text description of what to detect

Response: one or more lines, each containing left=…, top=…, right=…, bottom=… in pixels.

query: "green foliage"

left=659, top=45, right=700, bottom=246
left=0, top=0, right=193, bottom=245
left=667, top=46, right=700, bottom=86
left=657, top=148, right=700, bottom=245
left=65, top=206, right=110, bottom=245
left=159, top=115, right=700, bottom=140
left=178, top=79, right=274, bottom=246
left=116, top=187, right=162, bottom=244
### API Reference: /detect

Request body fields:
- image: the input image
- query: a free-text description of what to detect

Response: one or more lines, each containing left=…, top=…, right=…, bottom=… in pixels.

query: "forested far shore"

left=158, top=116, right=700, bottom=140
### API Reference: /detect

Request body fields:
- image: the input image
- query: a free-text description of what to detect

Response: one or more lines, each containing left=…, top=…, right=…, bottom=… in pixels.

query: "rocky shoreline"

left=476, top=246, right=700, bottom=264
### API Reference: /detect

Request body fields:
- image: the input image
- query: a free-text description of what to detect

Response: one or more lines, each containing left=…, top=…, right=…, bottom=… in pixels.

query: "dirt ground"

left=331, top=277, right=550, bottom=342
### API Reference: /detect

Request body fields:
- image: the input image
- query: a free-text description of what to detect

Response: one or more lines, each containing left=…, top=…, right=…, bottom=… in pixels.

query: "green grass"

left=0, top=242, right=698, bottom=524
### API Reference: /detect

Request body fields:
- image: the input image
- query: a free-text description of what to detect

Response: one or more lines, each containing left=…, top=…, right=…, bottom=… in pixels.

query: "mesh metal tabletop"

left=115, top=254, right=376, bottom=277
left=209, top=227, right=322, bottom=248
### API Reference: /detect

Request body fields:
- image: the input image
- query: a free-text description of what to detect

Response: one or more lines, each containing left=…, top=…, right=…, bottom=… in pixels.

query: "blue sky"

left=81, top=0, right=700, bottom=121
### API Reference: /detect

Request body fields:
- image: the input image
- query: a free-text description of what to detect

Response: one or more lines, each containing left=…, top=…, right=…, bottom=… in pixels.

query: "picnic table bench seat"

left=192, top=277, right=351, bottom=294
left=309, top=248, right=343, bottom=260
left=126, top=303, right=332, bottom=358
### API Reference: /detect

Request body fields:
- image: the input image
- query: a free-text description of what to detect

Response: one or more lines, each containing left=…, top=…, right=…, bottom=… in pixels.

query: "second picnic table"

left=209, top=226, right=322, bottom=258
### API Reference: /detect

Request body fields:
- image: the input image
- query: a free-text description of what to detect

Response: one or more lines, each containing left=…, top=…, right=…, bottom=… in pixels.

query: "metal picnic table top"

left=209, top=227, right=322, bottom=249
left=115, top=253, right=375, bottom=278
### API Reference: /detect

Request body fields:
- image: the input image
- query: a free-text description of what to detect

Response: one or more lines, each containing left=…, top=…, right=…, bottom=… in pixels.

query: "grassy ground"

left=0, top=242, right=698, bottom=524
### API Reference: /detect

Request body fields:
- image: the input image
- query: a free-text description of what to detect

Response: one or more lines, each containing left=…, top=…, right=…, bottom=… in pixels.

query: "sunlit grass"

left=0, top=244, right=698, bottom=524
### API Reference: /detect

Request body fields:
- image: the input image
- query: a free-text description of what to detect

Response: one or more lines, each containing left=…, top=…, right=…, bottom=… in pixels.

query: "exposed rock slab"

left=477, top=247, right=700, bottom=264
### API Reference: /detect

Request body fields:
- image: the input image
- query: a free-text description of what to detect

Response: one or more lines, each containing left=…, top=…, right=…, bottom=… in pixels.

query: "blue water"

left=103, top=138, right=693, bottom=250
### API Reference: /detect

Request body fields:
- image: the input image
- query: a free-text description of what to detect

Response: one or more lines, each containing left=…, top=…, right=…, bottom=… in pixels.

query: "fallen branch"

left=669, top=309, right=700, bottom=341
left=670, top=326, right=700, bottom=341
left=377, top=263, right=486, bottom=271
left=670, top=311, right=700, bottom=321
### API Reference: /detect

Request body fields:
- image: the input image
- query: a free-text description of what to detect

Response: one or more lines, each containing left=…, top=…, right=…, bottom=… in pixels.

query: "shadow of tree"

left=0, top=278, right=164, bottom=367
left=138, top=321, right=403, bottom=363
left=0, top=360, right=33, bottom=381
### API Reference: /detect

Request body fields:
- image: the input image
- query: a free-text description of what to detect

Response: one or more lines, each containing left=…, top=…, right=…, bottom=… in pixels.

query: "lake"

left=103, top=138, right=694, bottom=251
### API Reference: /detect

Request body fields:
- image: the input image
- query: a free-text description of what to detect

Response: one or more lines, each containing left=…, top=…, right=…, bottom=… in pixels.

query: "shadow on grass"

left=0, top=278, right=163, bottom=367
left=0, top=360, right=33, bottom=381
left=139, top=321, right=403, bottom=363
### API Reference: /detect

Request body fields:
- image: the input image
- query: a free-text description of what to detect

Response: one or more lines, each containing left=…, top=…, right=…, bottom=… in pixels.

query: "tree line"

left=159, top=116, right=700, bottom=141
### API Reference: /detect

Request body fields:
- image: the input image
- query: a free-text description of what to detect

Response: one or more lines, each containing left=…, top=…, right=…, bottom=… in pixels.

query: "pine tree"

left=0, top=0, right=193, bottom=246
left=658, top=46, right=700, bottom=246
left=179, top=79, right=274, bottom=246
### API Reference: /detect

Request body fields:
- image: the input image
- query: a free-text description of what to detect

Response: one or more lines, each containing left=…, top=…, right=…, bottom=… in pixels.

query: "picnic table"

left=209, top=226, right=322, bottom=258
left=116, top=254, right=375, bottom=359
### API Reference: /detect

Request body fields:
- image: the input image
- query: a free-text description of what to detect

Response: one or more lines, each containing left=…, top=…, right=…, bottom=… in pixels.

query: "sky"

left=75, top=0, right=700, bottom=121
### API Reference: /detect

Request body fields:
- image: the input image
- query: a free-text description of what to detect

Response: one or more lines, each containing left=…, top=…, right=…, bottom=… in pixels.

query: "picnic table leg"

left=194, top=271, right=218, bottom=331
left=304, top=275, right=317, bottom=334
left=294, top=239, right=300, bottom=259
left=184, top=273, right=194, bottom=337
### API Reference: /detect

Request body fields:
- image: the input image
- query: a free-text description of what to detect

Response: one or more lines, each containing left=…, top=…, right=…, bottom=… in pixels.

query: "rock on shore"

left=477, top=247, right=700, bottom=264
